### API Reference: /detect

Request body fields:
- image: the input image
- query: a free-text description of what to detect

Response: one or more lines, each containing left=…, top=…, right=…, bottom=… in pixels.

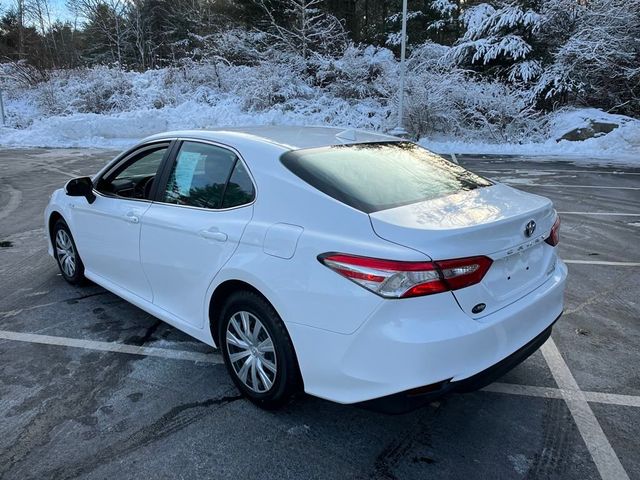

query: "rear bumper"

left=288, top=259, right=567, bottom=405
left=359, top=316, right=558, bottom=414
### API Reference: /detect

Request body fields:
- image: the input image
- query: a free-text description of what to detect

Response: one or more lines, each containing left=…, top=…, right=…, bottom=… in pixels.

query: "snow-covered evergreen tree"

left=449, top=2, right=543, bottom=84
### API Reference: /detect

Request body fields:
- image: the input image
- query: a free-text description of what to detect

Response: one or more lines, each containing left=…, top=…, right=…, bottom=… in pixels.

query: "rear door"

left=140, top=140, right=255, bottom=328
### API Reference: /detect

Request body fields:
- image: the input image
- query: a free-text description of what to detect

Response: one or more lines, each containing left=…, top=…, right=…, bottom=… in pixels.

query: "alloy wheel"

left=225, top=311, right=277, bottom=393
left=55, top=229, right=76, bottom=277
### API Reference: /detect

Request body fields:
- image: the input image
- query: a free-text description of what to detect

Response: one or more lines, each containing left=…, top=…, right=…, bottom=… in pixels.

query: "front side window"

left=162, top=142, right=253, bottom=209
left=97, top=144, right=168, bottom=200
left=280, top=142, right=493, bottom=213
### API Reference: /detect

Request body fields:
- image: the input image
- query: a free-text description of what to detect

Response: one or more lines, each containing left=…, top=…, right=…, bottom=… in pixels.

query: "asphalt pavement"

left=1, top=148, right=639, bottom=480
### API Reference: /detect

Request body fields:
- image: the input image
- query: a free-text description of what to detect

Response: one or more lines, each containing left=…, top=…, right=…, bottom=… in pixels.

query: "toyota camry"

left=44, top=126, right=566, bottom=412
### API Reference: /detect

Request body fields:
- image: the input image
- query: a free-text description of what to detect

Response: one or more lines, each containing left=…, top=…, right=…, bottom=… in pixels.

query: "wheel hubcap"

left=225, top=311, right=277, bottom=393
left=55, top=229, right=76, bottom=277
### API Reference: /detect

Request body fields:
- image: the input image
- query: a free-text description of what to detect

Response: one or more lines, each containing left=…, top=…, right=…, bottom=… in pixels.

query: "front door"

left=69, top=142, right=171, bottom=301
left=140, top=140, right=255, bottom=327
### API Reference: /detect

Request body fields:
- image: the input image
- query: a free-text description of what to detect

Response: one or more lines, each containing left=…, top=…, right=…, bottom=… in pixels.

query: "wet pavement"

left=1, top=148, right=639, bottom=479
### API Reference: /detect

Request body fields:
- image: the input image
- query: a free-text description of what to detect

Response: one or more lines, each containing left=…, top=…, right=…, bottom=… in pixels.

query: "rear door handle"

left=199, top=229, right=228, bottom=242
left=125, top=212, right=139, bottom=224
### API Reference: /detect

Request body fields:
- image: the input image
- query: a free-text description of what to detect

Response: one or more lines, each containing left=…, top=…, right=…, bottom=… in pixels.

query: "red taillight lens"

left=437, top=256, right=494, bottom=291
left=318, top=253, right=492, bottom=298
left=545, top=216, right=560, bottom=246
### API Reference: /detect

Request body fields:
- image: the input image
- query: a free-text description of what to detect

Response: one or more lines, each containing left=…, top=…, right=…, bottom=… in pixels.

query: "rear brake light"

left=318, top=253, right=492, bottom=298
left=545, top=215, right=560, bottom=246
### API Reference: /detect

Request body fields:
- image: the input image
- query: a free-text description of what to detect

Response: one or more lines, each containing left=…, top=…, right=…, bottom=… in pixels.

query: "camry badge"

left=525, top=220, right=536, bottom=237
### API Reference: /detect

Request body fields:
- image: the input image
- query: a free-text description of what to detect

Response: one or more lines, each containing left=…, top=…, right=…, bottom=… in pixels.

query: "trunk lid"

left=369, top=183, right=558, bottom=317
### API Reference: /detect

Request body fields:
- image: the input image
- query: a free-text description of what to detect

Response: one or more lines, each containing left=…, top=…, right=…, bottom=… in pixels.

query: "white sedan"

left=45, top=126, right=566, bottom=412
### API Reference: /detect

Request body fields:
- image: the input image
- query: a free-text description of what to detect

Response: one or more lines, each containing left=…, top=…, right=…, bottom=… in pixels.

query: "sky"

left=0, top=0, right=74, bottom=23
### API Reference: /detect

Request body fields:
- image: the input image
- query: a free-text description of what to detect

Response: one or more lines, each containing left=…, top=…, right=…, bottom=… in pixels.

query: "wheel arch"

left=208, top=279, right=272, bottom=346
left=48, top=211, right=64, bottom=245
left=207, top=278, right=304, bottom=387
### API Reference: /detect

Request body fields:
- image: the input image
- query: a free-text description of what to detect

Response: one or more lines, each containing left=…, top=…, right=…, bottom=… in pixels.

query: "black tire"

left=52, top=219, right=86, bottom=285
left=218, top=290, right=301, bottom=409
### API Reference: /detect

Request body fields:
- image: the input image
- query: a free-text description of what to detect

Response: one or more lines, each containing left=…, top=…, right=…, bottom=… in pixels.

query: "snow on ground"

left=0, top=96, right=387, bottom=150
left=421, top=127, right=640, bottom=165
left=0, top=92, right=638, bottom=166
left=421, top=109, right=640, bottom=165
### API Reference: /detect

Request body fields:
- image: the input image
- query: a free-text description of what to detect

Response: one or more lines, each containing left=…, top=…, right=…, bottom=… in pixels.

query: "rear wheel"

left=218, top=290, right=301, bottom=409
left=53, top=219, right=86, bottom=285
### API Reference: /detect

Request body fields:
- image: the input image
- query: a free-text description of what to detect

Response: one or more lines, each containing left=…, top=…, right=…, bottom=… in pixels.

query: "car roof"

left=142, top=126, right=400, bottom=152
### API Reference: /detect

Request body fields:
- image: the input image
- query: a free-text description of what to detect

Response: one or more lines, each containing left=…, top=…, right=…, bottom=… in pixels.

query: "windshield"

left=280, top=142, right=493, bottom=213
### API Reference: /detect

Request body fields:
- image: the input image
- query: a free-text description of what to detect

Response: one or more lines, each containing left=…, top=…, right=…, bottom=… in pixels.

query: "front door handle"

left=199, top=229, right=228, bottom=242
left=125, top=212, right=140, bottom=224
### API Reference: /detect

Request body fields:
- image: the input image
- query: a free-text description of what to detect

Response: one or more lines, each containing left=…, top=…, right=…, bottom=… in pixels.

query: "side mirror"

left=65, top=177, right=96, bottom=204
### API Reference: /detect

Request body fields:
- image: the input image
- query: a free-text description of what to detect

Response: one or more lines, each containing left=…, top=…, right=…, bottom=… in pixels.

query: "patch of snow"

left=421, top=108, right=640, bottom=165
left=287, top=424, right=311, bottom=436
left=549, top=108, right=639, bottom=139
left=421, top=138, right=639, bottom=165
left=507, top=453, right=533, bottom=475
left=491, top=176, right=537, bottom=185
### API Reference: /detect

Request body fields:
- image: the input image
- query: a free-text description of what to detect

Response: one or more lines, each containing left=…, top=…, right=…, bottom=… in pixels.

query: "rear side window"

left=280, top=142, right=492, bottom=213
left=163, top=142, right=237, bottom=209
left=222, top=161, right=255, bottom=208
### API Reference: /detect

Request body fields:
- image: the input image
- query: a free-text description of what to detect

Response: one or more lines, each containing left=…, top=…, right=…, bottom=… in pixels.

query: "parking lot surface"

left=1, top=148, right=639, bottom=480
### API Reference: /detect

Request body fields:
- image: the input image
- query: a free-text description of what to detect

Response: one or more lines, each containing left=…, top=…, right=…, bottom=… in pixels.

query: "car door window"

left=97, top=145, right=169, bottom=200
left=222, top=161, right=255, bottom=208
left=162, top=142, right=239, bottom=209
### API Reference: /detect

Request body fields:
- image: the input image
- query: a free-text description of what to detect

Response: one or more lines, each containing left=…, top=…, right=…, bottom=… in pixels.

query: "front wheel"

left=218, top=290, right=301, bottom=409
left=52, top=219, right=86, bottom=285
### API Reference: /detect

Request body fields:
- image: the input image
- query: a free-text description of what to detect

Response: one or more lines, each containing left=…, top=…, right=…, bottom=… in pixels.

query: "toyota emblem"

left=525, top=220, right=536, bottom=237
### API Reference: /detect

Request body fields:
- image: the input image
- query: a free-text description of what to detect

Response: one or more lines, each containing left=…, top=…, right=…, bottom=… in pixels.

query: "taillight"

left=318, top=253, right=492, bottom=298
left=545, top=215, right=560, bottom=246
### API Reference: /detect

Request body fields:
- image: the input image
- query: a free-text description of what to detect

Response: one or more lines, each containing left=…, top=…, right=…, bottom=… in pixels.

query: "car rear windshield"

left=280, top=142, right=493, bottom=213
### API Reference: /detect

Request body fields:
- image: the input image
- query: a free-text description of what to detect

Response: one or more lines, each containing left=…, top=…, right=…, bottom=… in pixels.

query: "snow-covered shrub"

left=225, top=56, right=315, bottom=110
left=193, top=29, right=265, bottom=66
left=314, top=45, right=396, bottom=100
left=404, top=43, right=541, bottom=142
left=534, top=0, right=640, bottom=115
left=405, top=73, right=540, bottom=142
left=0, top=61, right=48, bottom=88
left=31, top=67, right=134, bottom=115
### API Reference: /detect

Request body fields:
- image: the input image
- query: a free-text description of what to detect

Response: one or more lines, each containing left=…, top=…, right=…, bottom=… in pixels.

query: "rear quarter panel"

left=206, top=142, right=432, bottom=337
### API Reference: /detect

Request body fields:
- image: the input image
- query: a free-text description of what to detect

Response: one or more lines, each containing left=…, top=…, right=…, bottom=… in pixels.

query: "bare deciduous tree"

left=253, top=0, right=347, bottom=59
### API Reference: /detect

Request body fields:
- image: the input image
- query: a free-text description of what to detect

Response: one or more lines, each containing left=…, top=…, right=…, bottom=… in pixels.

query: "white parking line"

left=485, top=382, right=640, bottom=408
left=558, top=212, right=640, bottom=217
left=0, top=329, right=223, bottom=364
left=483, top=382, right=563, bottom=399
left=583, top=391, right=640, bottom=408
left=564, top=260, right=640, bottom=267
left=2, top=329, right=639, bottom=408
left=541, top=338, right=630, bottom=480
left=0, top=185, right=22, bottom=222
left=504, top=183, right=640, bottom=190
left=474, top=169, right=640, bottom=176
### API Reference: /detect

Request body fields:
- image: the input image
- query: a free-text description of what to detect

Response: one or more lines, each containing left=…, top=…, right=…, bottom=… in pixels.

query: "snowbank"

left=421, top=109, right=640, bottom=165
left=0, top=97, right=386, bottom=149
